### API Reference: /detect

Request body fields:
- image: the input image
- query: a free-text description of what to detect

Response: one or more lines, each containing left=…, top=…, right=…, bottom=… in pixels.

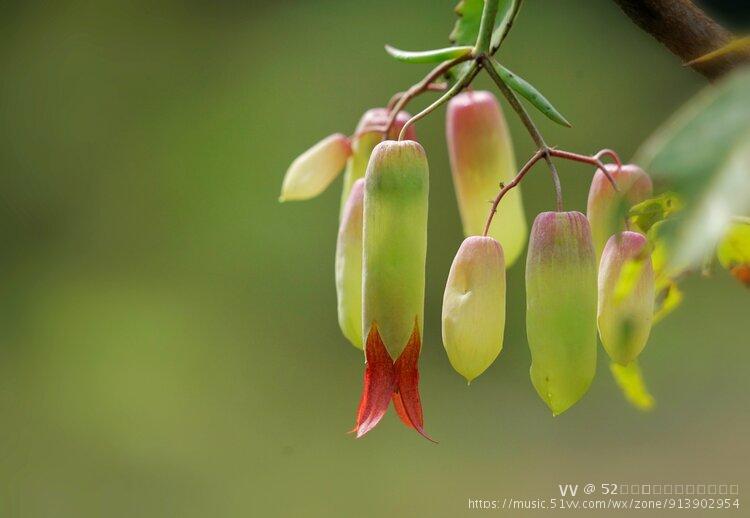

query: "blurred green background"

left=0, top=1, right=747, bottom=516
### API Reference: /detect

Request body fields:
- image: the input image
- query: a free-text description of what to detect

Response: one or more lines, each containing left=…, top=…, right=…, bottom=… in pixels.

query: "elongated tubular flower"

left=526, top=211, right=598, bottom=415
left=598, top=231, right=655, bottom=365
left=335, top=178, right=365, bottom=348
left=446, top=90, right=526, bottom=267
left=442, top=236, right=506, bottom=382
left=279, top=133, right=352, bottom=202
left=354, top=140, right=432, bottom=440
left=586, top=164, right=652, bottom=259
left=340, top=108, right=415, bottom=218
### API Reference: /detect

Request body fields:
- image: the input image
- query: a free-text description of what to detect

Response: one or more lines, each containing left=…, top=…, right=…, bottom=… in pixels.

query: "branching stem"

left=482, top=147, right=623, bottom=236
left=398, top=64, right=479, bottom=141
left=481, top=55, right=564, bottom=211
left=383, top=55, right=473, bottom=136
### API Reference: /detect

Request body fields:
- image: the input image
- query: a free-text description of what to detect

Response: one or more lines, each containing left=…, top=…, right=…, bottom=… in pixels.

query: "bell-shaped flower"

left=442, top=236, right=506, bottom=382
left=598, top=231, right=655, bottom=365
left=526, top=211, right=597, bottom=415
left=335, top=178, right=365, bottom=348
left=446, top=90, right=526, bottom=267
left=279, top=133, right=351, bottom=202
left=354, top=140, right=432, bottom=440
left=586, top=163, right=652, bottom=259
left=340, top=108, right=415, bottom=216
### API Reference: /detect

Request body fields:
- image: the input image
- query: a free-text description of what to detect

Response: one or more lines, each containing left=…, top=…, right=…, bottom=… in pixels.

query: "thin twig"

left=483, top=148, right=546, bottom=236
left=398, top=63, right=480, bottom=140
left=483, top=147, right=623, bottom=235
left=384, top=55, right=473, bottom=136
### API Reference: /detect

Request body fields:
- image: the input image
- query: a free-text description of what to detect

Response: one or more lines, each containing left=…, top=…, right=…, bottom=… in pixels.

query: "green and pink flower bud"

left=526, top=211, right=598, bottom=415
left=279, top=133, right=351, bottom=202
left=586, top=164, right=653, bottom=259
left=442, top=236, right=506, bottom=383
left=597, top=231, right=655, bottom=365
left=340, top=108, right=415, bottom=217
left=335, top=178, right=365, bottom=349
left=446, top=90, right=526, bottom=267
left=353, top=140, right=431, bottom=440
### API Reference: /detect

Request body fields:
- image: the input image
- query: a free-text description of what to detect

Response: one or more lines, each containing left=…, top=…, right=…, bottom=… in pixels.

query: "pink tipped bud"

left=598, top=231, right=655, bottom=365
left=340, top=108, right=415, bottom=215
left=586, top=164, right=652, bottom=259
left=526, top=211, right=598, bottom=415
left=442, top=236, right=506, bottom=382
left=446, top=91, right=526, bottom=267
left=280, top=133, right=351, bottom=202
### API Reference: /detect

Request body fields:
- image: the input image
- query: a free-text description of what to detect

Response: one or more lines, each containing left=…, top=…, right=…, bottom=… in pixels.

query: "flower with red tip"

left=353, top=140, right=433, bottom=441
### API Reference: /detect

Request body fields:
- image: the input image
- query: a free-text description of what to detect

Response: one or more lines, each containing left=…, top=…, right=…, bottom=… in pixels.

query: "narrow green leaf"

left=685, top=36, right=750, bottom=66
left=384, top=45, right=473, bottom=64
left=490, top=0, right=524, bottom=52
left=635, top=67, right=750, bottom=274
left=489, top=59, right=571, bottom=127
left=610, top=361, right=655, bottom=411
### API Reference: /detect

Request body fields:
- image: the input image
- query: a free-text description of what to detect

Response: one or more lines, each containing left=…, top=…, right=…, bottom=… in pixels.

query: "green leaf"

left=717, top=218, right=750, bottom=287
left=384, top=45, right=473, bottom=64
left=610, top=361, right=655, bottom=411
left=717, top=218, right=750, bottom=268
left=490, top=0, right=524, bottom=52
left=686, top=36, right=750, bottom=66
left=634, top=67, right=750, bottom=274
left=449, top=0, right=484, bottom=47
left=648, top=221, right=684, bottom=323
left=448, top=1, right=522, bottom=79
left=627, top=192, right=683, bottom=234
left=489, top=59, right=571, bottom=127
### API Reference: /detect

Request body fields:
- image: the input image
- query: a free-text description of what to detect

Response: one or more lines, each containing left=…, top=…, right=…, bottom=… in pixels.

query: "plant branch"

left=398, top=63, right=480, bottom=140
left=612, top=0, right=749, bottom=81
left=482, top=56, right=564, bottom=211
left=483, top=148, right=623, bottom=235
left=383, top=55, right=473, bottom=136
left=476, top=0, right=500, bottom=54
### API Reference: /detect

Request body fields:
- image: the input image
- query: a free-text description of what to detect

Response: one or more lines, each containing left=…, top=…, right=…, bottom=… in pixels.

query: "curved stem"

left=483, top=148, right=546, bottom=236
left=483, top=147, right=623, bottom=235
left=476, top=0, right=500, bottom=54
left=384, top=55, right=473, bottom=136
left=398, top=63, right=480, bottom=141
left=482, top=56, right=563, bottom=211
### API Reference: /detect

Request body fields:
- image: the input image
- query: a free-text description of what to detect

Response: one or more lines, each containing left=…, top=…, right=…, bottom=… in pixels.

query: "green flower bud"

left=340, top=109, right=415, bottom=217
left=442, top=236, right=506, bottom=382
left=526, top=211, right=597, bottom=415
left=335, top=178, right=365, bottom=348
left=446, top=91, right=526, bottom=267
left=363, top=140, right=428, bottom=359
left=597, top=231, right=655, bottom=365
left=280, top=133, right=351, bottom=202
left=586, top=164, right=652, bottom=259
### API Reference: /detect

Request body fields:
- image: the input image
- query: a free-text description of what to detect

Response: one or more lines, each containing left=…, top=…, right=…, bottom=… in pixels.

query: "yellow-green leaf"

left=627, top=192, right=683, bottom=234
left=685, top=36, right=750, bottom=66
left=610, top=361, right=655, bottom=411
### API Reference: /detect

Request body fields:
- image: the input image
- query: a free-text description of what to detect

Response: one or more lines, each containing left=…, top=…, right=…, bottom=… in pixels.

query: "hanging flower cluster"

left=279, top=79, right=667, bottom=439
left=276, top=0, right=740, bottom=440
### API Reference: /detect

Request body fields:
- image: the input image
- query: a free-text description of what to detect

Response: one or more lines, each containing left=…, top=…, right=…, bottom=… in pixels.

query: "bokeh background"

left=1, top=1, right=748, bottom=516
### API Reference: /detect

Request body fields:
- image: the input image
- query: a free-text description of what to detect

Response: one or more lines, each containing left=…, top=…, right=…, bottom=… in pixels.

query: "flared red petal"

left=393, top=321, right=435, bottom=442
left=353, top=324, right=395, bottom=438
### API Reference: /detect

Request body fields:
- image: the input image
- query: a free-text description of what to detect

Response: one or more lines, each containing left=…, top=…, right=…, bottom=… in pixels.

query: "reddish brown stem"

left=483, top=147, right=623, bottom=236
